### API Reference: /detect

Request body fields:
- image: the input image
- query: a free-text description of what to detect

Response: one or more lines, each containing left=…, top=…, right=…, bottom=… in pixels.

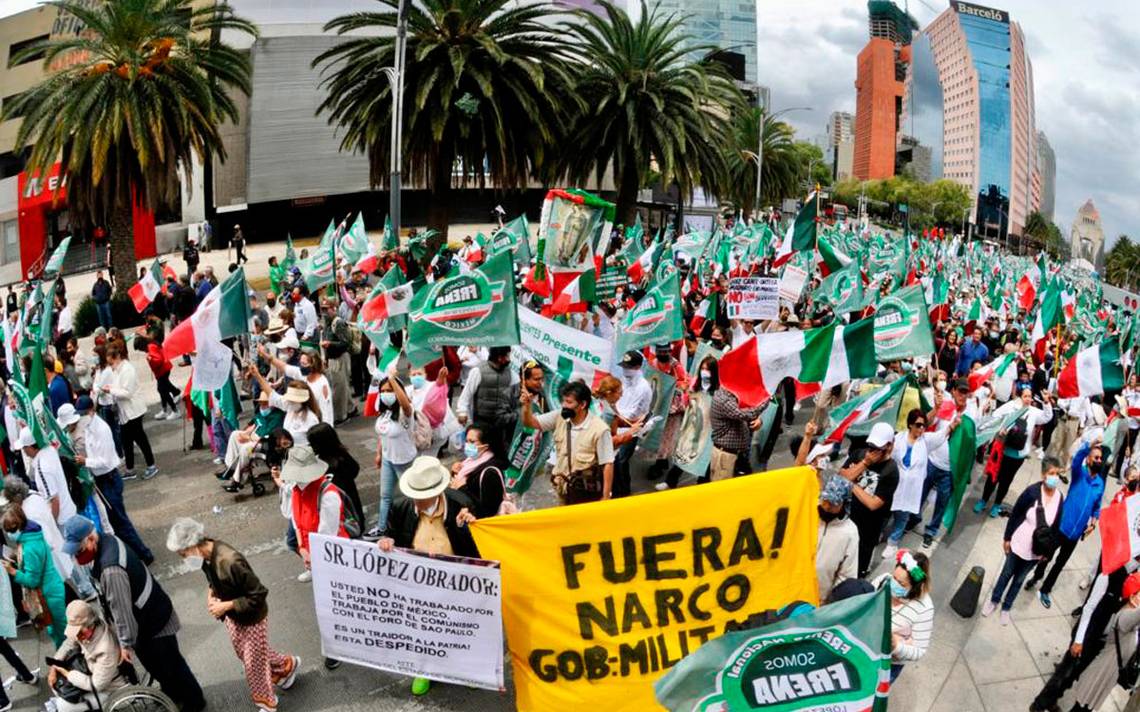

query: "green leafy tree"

left=556, top=1, right=742, bottom=225
left=1106, top=236, right=1139, bottom=290
left=720, top=107, right=798, bottom=215
left=6, top=0, right=256, bottom=295
left=316, top=0, right=575, bottom=243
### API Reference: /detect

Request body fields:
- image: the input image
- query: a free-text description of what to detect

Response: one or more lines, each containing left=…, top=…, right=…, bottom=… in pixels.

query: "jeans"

left=120, top=415, right=155, bottom=470
left=886, top=509, right=912, bottom=545
left=920, top=464, right=953, bottom=538
left=612, top=438, right=638, bottom=498
left=990, top=551, right=1037, bottom=611
left=96, top=470, right=153, bottom=563
left=135, top=633, right=205, bottom=711
left=95, top=301, right=113, bottom=329
left=377, top=459, right=412, bottom=533
left=0, top=638, right=32, bottom=706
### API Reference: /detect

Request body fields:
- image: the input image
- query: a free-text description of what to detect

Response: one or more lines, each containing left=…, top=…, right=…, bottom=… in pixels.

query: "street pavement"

left=0, top=239, right=1131, bottom=710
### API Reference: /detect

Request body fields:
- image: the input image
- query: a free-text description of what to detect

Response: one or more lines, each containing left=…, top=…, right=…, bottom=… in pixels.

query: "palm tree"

left=5, top=0, right=256, bottom=295
left=721, top=107, right=799, bottom=216
left=1106, top=236, right=1139, bottom=289
left=315, top=0, right=574, bottom=243
left=557, top=1, right=742, bottom=226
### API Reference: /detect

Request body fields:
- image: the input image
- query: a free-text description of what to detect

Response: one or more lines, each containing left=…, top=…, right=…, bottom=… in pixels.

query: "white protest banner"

left=778, top=265, right=808, bottom=302
left=309, top=535, right=504, bottom=690
left=516, top=306, right=613, bottom=386
left=726, top=276, right=779, bottom=320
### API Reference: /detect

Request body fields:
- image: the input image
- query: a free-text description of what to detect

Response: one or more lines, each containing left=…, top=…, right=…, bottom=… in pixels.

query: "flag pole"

left=1052, top=323, right=1062, bottom=380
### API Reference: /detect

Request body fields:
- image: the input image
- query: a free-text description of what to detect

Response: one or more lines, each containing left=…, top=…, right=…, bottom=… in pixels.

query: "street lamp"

left=755, top=106, right=813, bottom=217
left=381, top=0, right=409, bottom=240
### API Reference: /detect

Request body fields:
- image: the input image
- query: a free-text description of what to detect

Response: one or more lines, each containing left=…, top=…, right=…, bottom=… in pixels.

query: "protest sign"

left=408, top=251, right=519, bottom=349
left=639, top=367, right=677, bottom=453
left=470, top=467, right=820, bottom=711
left=654, top=589, right=891, bottom=712
left=727, top=277, right=779, bottom=320
left=672, top=392, right=712, bottom=477
left=778, top=265, right=808, bottom=303
left=539, top=189, right=613, bottom=273
left=503, top=373, right=557, bottom=496
left=596, top=266, right=629, bottom=300
left=873, top=284, right=935, bottom=361
left=517, top=306, right=613, bottom=387
left=309, top=535, right=504, bottom=691
left=615, top=272, right=684, bottom=356
left=687, top=341, right=723, bottom=373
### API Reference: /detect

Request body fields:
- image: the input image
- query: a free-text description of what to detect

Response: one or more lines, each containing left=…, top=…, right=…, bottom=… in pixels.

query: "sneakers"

left=154, top=408, right=170, bottom=421
left=1024, top=577, right=1039, bottom=592
left=1039, top=591, right=1052, bottom=609
left=922, top=534, right=934, bottom=549
left=323, top=657, right=340, bottom=671
left=981, top=599, right=997, bottom=617
left=121, top=470, right=138, bottom=481
left=988, top=504, right=1001, bottom=518
left=223, top=482, right=243, bottom=493
left=142, top=465, right=159, bottom=480
left=880, top=543, right=898, bottom=560
left=297, top=570, right=312, bottom=583
left=411, top=677, right=431, bottom=696
left=973, top=499, right=987, bottom=514
left=212, top=457, right=224, bottom=466
left=653, top=482, right=671, bottom=492
left=277, top=656, right=300, bottom=690
left=17, top=670, right=38, bottom=685
left=999, top=610, right=1012, bottom=626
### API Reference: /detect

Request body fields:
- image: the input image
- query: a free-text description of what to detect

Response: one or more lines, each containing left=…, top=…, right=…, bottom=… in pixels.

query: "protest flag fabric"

left=358, top=266, right=414, bottom=346
left=549, top=269, right=595, bottom=315
left=940, top=409, right=978, bottom=536
left=283, top=233, right=297, bottom=272
left=689, top=292, right=718, bottom=335
left=627, top=240, right=660, bottom=284
left=163, top=267, right=251, bottom=361
left=1100, top=494, right=1140, bottom=574
left=1057, top=339, right=1125, bottom=399
left=128, top=259, right=164, bottom=312
left=408, top=250, right=520, bottom=349
left=1016, top=266, right=1040, bottom=311
left=719, top=319, right=876, bottom=409
left=614, top=271, right=683, bottom=356
left=822, top=376, right=910, bottom=443
left=298, top=223, right=337, bottom=292
left=816, top=234, right=852, bottom=276
left=381, top=215, right=398, bottom=252
left=773, top=192, right=819, bottom=267
left=521, top=264, right=553, bottom=299
left=1031, top=280, right=1064, bottom=362
left=338, top=213, right=369, bottom=265
left=42, top=236, right=71, bottom=277
left=873, top=284, right=935, bottom=361
left=967, top=296, right=984, bottom=323
left=969, top=352, right=1017, bottom=395
left=653, top=588, right=892, bottom=712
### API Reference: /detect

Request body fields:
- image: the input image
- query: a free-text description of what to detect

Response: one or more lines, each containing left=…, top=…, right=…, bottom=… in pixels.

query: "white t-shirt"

left=57, top=305, right=72, bottom=334
left=376, top=410, right=417, bottom=465
left=283, top=365, right=333, bottom=424
left=32, top=446, right=77, bottom=524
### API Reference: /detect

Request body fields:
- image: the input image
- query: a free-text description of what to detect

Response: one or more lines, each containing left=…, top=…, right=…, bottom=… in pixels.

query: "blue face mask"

left=1044, top=474, right=1060, bottom=490
left=5, top=530, right=20, bottom=543
left=889, top=578, right=909, bottom=598
left=380, top=392, right=397, bottom=407
left=411, top=375, right=427, bottom=390
left=259, top=407, right=272, bottom=417
left=464, top=443, right=480, bottom=459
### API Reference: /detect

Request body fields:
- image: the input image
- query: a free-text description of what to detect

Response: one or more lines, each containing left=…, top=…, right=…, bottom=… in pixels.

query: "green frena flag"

left=299, top=221, right=337, bottom=291
left=407, top=229, right=437, bottom=263
left=654, top=588, right=892, bottom=712
left=814, top=262, right=865, bottom=314
left=874, top=284, right=934, bottom=361
left=8, top=381, right=45, bottom=448
left=942, top=412, right=978, bottom=536
left=407, top=250, right=519, bottom=349
left=42, top=236, right=71, bottom=277
left=614, top=271, right=683, bottom=356
left=283, top=234, right=296, bottom=272
left=491, top=215, right=532, bottom=267
left=382, top=215, right=398, bottom=252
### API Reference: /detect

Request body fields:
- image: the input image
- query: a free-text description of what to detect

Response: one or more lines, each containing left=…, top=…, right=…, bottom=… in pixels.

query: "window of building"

left=1, top=220, right=17, bottom=265
left=1, top=91, right=28, bottom=120
left=6, top=34, right=48, bottom=68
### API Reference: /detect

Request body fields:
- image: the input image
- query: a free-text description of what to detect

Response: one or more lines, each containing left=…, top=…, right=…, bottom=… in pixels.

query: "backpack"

left=1004, top=416, right=1029, bottom=451
left=412, top=411, right=433, bottom=451
left=319, top=477, right=362, bottom=539
left=1030, top=487, right=1060, bottom=557
left=478, top=464, right=520, bottom=516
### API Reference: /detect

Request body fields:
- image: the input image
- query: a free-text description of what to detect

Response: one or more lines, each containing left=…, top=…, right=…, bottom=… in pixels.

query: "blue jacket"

left=956, top=339, right=990, bottom=375
left=1058, top=443, right=1105, bottom=541
left=48, top=375, right=72, bottom=416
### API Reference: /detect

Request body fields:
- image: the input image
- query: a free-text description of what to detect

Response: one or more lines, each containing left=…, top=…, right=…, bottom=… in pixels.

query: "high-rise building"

left=1070, top=199, right=1105, bottom=272
left=827, top=111, right=854, bottom=149
left=852, top=1, right=918, bottom=181
left=652, top=0, right=758, bottom=86
left=923, top=1, right=1039, bottom=240
left=1037, top=131, right=1056, bottom=222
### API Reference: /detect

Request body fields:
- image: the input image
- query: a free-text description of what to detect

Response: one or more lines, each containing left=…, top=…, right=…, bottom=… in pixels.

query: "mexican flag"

left=627, top=240, right=660, bottom=284
left=969, top=352, right=1017, bottom=396
left=338, top=212, right=369, bottom=265
left=816, top=234, right=851, bottom=277
left=1031, top=280, right=1064, bottom=362
left=549, top=270, right=595, bottom=315
left=823, top=376, right=910, bottom=443
left=1058, top=339, right=1124, bottom=399
left=163, top=267, right=250, bottom=383
left=941, top=409, right=978, bottom=536
left=719, top=319, right=876, bottom=409
left=42, top=236, right=71, bottom=277
left=128, top=259, right=164, bottom=312
left=773, top=192, right=819, bottom=267
left=614, top=271, right=684, bottom=356
left=654, top=588, right=891, bottom=712
left=1101, top=493, right=1140, bottom=574
left=689, top=292, right=718, bottom=335
left=1015, top=255, right=1046, bottom=310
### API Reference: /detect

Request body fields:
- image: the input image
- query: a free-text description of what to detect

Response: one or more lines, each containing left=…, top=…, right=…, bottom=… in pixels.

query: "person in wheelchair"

left=218, top=390, right=284, bottom=493
left=47, top=600, right=128, bottom=711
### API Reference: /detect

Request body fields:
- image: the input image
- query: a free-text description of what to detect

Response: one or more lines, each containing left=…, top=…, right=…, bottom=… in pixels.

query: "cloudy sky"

left=758, top=0, right=1140, bottom=248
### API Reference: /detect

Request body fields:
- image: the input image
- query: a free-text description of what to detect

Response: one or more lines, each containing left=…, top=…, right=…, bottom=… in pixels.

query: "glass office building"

left=959, top=7, right=1011, bottom=237
left=652, top=0, right=758, bottom=84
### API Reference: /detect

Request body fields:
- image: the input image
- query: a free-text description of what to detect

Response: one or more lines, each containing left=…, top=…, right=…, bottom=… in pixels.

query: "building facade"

left=852, top=1, right=918, bottom=181
left=1037, top=130, right=1056, bottom=222
left=1070, top=199, right=1105, bottom=273
left=827, top=111, right=854, bottom=148
left=923, top=1, right=1038, bottom=240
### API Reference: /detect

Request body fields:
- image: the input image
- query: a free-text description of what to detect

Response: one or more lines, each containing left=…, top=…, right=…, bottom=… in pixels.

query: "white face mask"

left=286, top=401, right=302, bottom=413
left=622, top=367, right=639, bottom=380
left=183, top=555, right=204, bottom=570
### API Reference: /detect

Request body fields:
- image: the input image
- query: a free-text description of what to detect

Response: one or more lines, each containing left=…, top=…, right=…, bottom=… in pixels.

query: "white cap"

left=15, top=427, right=34, bottom=450
left=867, top=422, right=895, bottom=449
left=56, top=404, right=80, bottom=427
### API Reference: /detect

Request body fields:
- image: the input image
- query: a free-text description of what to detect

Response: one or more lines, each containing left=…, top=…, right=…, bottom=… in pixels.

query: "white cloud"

left=0, top=0, right=41, bottom=19
left=758, top=0, right=1140, bottom=246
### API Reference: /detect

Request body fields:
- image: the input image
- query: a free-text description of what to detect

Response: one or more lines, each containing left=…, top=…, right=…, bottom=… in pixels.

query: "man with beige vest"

left=521, top=380, right=615, bottom=504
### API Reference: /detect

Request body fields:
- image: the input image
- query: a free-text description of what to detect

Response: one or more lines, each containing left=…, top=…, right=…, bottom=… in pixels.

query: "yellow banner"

left=470, top=466, right=820, bottom=711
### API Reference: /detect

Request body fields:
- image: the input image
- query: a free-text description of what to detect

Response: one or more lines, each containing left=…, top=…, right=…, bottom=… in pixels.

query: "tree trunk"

left=425, top=148, right=455, bottom=254
left=615, top=162, right=640, bottom=229
left=108, top=202, right=138, bottom=298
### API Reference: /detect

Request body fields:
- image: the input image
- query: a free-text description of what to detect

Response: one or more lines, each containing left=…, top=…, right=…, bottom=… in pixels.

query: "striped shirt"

left=100, top=568, right=180, bottom=649
left=875, top=574, right=934, bottom=663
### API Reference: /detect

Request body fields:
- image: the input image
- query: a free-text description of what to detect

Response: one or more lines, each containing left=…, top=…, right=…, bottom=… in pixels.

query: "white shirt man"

left=18, top=427, right=77, bottom=524
left=615, top=354, right=653, bottom=435
left=74, top=412, right=121, bottom=477
left=293, top=295, right=318, bottom=342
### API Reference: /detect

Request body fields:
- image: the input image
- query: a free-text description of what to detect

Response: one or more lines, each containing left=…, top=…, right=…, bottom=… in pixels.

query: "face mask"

left=292, top=294, right=301, bottom=303
left=76, top=548, right=96, bottom=566
left=657, top=353, right=671, bottom=365
left=463, top=443, right=480, bottom=459
left=4, top=530, right=19, bottom=543
left=889, top=578, right=909, bottom=599
left=711, top=338, right=724, bottom=348
left=1044, top=475, right=1060, bottom=490
left=989, top=331, right=998, bottom=338
left=410, top=375, right=427, bottom=390
left=560, top=406, right=576, bottom=421
left=267, top=299, right=276, bottom=308
left=936, top=380, right=947, bottom=391
left=380, top=392, right=397, bottom=407
left=183, top=555, right=204, bottom=570
left=1129, top=479, right=1139, bottom=492
left=286, top=401, right=302, bottom=412
left=817, top=506, right=839, bottom=523
left=299, top=366, right=311, bottom=377
left=259, top=407, right=272, bottom=417
left=622, top=368, right=639, bottom=380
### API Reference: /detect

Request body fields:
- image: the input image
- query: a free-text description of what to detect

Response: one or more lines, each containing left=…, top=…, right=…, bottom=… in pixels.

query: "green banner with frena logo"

left=407, top=251, right=520, bottom=349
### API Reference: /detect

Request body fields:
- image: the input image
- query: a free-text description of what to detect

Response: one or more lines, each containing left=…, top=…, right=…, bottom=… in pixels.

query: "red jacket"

left=145, top=342, right=172, bottom=378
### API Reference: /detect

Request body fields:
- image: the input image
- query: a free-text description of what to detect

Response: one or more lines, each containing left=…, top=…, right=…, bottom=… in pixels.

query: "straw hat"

left=398, top=456, right=450, bottom=500
left=266, top=318, right=287, bottom=335
left=283, top=382, right=310, bottom=403
left=280, top=445, right=327, bottom=485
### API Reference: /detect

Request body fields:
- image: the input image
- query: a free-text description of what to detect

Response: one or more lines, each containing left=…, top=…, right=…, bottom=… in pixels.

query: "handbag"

left=21, top=586, right=52, bottom=631
left=1115, top=625, right=1140, bottom=689
left=1030, top=489, right=1060, bottom=557
left=710, top=446, right=737, bottom=481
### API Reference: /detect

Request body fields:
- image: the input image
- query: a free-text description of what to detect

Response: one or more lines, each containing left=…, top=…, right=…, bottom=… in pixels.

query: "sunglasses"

left=912, top=421, right=926, bottom=428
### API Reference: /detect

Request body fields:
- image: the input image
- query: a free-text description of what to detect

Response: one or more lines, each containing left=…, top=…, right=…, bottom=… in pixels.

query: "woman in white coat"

left=974, top=386, right=1053, bottom=518
left=882, top=408, right=955, bottom=560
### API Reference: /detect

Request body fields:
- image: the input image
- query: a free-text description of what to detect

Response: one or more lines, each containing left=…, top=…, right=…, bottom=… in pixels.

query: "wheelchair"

left=221, top=437, right=280, bottom=497
left=97, top=684, right=178, bottom=711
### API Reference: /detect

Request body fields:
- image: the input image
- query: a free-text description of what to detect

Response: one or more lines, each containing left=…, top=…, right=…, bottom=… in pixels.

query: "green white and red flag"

left=773, top=192, right=818, bottom=267
left=128, top=259, right=164, bottom=312
left=816, top=233, right=851, bottom=277
left=548, top=270, right=595, bottom=315
left=1031, top=279, right=1064, bottom=362
left=1057, top=339, right=1124, bottom=399
left=163, top=267, right=250, bottom=360
left=822, top=376, right=909, bottom=443
left=689, top=292, right=718, bottom=335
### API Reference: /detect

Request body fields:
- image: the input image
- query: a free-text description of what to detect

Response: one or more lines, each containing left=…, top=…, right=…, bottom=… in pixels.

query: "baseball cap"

left=75, top=395, right=94, bottom=413
left=951, top=377, right=970, bottom=392
left=64, top=600, right=97, bottom=641
left=14, top=427, right=34, bottom=450
left=60, top=516, right=95, bottom=556
left=619, top=350, right=644, bottom=368
left=866, top=422, right=895, bottom=449
left=1125, top=572, right=1140, bottom=600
